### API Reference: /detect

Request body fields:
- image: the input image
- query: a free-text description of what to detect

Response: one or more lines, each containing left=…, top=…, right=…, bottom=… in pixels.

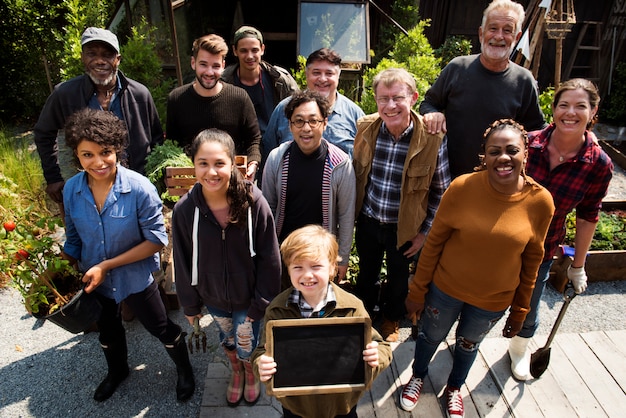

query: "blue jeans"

left=207, top=306, right=261, bottom=361
left=518, top=259, right=553, bottom=338
left=412, top=283, right=505, bottom=388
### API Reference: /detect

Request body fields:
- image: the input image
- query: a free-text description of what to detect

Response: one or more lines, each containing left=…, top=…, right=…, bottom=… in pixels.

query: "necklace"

left=551, top=139, right=577, bottom=162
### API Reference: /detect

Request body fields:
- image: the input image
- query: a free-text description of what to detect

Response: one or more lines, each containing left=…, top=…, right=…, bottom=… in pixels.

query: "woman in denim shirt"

left=61, top=108, right=194, bottom=403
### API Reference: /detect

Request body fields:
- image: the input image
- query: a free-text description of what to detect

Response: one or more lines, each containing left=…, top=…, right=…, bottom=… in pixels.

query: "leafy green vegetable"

left=564, top=209, right=626, bottom=250
left=145, top=140, right=192, bottom=203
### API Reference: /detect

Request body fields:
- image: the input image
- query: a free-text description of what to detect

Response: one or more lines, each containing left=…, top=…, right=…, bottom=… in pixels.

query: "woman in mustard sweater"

left=399, top=119, right=555, bottom=417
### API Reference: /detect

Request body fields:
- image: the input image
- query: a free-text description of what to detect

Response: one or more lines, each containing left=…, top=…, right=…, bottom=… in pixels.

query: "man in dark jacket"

left=34, top=27, right=163, bottom=206
left=221, top=25, right=299, bottom=138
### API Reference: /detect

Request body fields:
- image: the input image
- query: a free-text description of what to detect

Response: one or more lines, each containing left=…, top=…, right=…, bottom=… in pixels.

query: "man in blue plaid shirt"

left=353, top=68, right=450, bottom=342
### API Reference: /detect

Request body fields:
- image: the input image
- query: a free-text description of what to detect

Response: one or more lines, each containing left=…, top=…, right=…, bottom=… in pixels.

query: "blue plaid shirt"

left=287, top=284, right=337, bottom=318
left=362, top=122, right=450, bottom=234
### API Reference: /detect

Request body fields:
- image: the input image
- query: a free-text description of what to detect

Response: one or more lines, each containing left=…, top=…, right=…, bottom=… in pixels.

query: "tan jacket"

left=353, top=110, right=444, bottom=247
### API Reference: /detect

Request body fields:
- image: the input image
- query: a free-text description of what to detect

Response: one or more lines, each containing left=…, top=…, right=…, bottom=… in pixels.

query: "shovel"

left=529, top=283, right=577, bottom=378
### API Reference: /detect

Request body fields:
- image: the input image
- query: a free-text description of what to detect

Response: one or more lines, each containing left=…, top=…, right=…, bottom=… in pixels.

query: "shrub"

left=358, top=21, right=440, bottom=114
left=434, top=35, right=473, bottom=67
left=602, top=62, right=626, bottom=124
left=539, top=86, right=555, bottom=125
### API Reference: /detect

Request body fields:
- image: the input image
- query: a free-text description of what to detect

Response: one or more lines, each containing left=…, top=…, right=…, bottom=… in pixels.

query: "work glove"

left=567, top=265, right=588, bottom=294
left=502, top=316, right=523, bottom=338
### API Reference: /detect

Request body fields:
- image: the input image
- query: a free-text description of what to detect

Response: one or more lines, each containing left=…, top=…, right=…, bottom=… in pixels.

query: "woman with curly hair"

left=399, top=119, right=555, bottom=417
left=171, top=128, right=281, bottom=407
left=62, top=108, right=194, bottom=402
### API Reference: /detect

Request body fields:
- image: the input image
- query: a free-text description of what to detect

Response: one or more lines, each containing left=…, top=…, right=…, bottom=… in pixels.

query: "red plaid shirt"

left=527, top=125, right=613, bottom=261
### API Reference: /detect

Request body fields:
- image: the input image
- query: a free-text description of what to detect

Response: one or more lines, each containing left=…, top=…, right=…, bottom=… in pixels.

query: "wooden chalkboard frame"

left=265, top=316, right=372, bottom=397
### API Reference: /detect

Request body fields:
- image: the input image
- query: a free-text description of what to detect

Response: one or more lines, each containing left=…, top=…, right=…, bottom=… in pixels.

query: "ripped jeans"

left=412, top=282, right=505, bottom=388
left=207, top=306, right=261, bottom=361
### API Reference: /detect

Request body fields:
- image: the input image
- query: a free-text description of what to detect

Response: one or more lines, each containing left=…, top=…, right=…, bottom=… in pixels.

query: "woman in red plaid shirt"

left=509, top=78, right=614, bottom=381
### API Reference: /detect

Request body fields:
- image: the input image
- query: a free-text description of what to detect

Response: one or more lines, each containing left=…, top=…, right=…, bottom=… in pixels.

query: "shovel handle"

left=542, top=283, right=577, bottom=349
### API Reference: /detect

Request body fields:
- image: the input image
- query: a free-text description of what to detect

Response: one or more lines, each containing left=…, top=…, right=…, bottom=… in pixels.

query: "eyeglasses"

left=290, top=119, right=324, bottom=129
left=375, top=96, right=408, bottom=105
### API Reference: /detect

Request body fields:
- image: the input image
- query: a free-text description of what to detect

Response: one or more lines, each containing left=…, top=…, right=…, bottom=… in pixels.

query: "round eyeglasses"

left=290, top=119, right=324, bottom=128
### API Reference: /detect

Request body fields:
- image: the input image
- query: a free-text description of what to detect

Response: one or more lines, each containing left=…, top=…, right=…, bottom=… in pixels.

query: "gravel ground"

left=2, top=124, right=624, bottom=417
left=0, top=287, right=221, bottom=418
left=1, top=278, right=625, bottom=418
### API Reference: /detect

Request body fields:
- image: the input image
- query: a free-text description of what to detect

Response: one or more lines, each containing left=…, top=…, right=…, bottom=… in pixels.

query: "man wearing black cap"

left=34, top=27, right=163, bottom=206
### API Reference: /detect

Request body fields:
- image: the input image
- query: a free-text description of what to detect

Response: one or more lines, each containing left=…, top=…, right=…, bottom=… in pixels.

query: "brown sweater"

left=407, top=171, right=554, bottom=323
left=165, top=82, right=261, bottom=162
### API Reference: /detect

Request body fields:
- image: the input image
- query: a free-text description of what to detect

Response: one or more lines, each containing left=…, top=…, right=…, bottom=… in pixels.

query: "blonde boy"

left=252, top=225, right=392, bottom=418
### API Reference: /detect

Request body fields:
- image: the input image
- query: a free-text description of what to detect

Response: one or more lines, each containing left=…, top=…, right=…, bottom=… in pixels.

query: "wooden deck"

left=358, top=330, right=626, bottom=417
left=200, top=330, right=626, bottom=417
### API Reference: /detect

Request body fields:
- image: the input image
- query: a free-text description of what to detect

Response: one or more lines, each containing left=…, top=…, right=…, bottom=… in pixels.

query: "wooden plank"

left=557, top=332, right=626, bottom=417
left=580, top=331, right=626, bottom=393
left=531, top=334, right=606, bottom=417
left=605, top=330, right=626, bottom=357
left=513, top=336, right=578, bottom=417
left=395, top=340, right=445, bottom=417
left=467, top=338, right=513, bottom=417
left=478, top=337, right=544, bottom=417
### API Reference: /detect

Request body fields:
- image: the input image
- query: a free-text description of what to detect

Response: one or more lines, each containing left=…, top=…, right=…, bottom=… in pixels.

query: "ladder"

left=563, top=21, right=602, bottom=82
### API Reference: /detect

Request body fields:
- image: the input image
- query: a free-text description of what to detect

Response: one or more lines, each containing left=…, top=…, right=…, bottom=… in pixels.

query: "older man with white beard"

left=34, top=27, right=163, bottom=206
left=419, top=0, right=545, bottom=179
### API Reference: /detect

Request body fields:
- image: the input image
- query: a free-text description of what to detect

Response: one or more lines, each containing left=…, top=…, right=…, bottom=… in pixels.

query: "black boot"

left=94, top=340, right=130, bottom=402
left=165, top=332, right=195, bottom=401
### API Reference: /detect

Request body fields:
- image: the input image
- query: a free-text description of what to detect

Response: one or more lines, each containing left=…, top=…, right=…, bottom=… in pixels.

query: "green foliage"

left=57, top=0, right=114, bottom=80
left=539, top=86, right=555, bottom=124
left=434, top=35, right=473, bottom=67
left=0, top=0, right=64, bottom=123
left=564, top=209, right=626, bottom=250
left=602, top=62, right=626, bottom=124
left=144, top=140, right=192, bottom=203
left=0, top=130, right=48, bottom=213
left=375, top=0, right=420, bottom=64
left=291, top=55, right=308, bottom=91
left=121, top=18, right=177, bottom=124
left=1, top=207, right=79, bottom=314
left=358, top=22, right=440, bottom=115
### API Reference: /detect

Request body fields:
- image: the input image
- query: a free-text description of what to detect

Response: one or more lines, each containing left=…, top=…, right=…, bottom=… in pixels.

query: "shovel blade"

left=530, top=346, right=551, bottom=378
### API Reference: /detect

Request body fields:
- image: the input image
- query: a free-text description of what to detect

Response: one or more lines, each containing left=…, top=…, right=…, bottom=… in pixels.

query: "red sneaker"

left=444, top=386, right=464, bottom=418
left=400, top=375, right=423, bottom=411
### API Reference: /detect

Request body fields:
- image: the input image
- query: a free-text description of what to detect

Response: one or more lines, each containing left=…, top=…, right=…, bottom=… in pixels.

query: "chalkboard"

left=266, top=317, right=372, bottom=396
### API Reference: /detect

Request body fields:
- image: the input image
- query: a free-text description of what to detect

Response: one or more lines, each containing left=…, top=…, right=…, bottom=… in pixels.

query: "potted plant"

left=0, top=210, right=101, bottom=333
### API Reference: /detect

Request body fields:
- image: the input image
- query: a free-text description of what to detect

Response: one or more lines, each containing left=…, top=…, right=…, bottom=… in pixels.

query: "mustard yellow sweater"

left=408, top=171, right=554, bottom=323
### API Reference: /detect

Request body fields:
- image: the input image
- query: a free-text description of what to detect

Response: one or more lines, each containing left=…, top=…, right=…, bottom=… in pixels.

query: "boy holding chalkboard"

left=252, top=225, right=392, bottom=417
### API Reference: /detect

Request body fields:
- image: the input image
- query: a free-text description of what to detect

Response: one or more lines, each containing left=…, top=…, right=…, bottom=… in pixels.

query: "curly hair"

left=475, top=118, right=528, bottom=173
left=187, top=128, right=252, bottom=225
left=64, top=108, right=128, bottom=168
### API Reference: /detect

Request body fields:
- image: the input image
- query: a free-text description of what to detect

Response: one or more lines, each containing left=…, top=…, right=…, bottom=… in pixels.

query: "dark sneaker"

left=445, top=386, right=464, bottom=418
left=400, top=375, right=423, bottom=411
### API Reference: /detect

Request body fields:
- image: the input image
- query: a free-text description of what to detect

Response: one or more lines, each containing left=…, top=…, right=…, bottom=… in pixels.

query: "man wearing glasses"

left=353, top=68, right=450, bottom=342
left=262, top=90, right=356, bottom=290
left=259, top=48, right=364, bottom=188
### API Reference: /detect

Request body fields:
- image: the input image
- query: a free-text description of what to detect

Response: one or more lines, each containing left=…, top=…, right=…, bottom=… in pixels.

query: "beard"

left=88, top=67, right=118, bottom=87
left=195, top=74, right=219, bottom=91
left=480, top=40, right=514, bottom=61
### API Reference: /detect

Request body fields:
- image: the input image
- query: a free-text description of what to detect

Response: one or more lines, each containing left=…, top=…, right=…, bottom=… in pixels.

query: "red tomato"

left=16, top=249, right=29, bottom=260
left=3, top=221, right=16, bottom=232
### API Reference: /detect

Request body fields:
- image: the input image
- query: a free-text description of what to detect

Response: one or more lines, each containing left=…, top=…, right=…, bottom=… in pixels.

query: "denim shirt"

left=63, top=165, right=168, bottom=302
left=262, top=92, right=364, bottom=160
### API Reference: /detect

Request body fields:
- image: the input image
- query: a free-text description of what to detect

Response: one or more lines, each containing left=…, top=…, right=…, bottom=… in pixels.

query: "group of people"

left=32, top=0, right=614, bottom=416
